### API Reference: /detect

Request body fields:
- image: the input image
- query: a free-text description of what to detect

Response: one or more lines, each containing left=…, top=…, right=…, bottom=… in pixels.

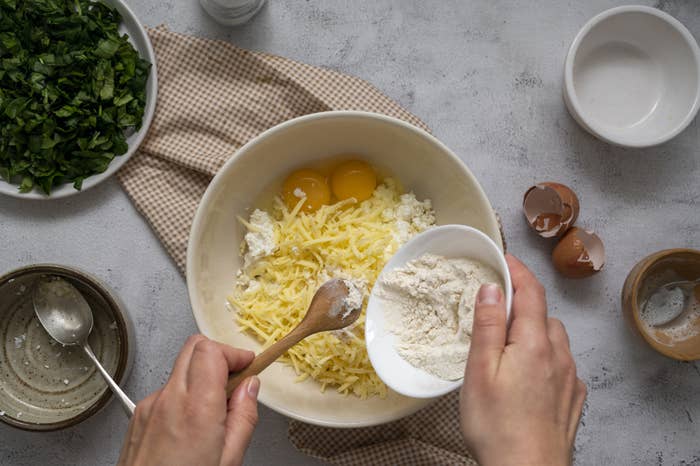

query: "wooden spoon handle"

left=226, top=326, right=311, bottom=397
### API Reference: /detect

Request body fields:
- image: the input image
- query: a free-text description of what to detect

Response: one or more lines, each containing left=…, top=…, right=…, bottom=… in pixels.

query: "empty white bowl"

left=564, top=6, right=700, bottom=148
left=365, top=225, right=512, bottom=399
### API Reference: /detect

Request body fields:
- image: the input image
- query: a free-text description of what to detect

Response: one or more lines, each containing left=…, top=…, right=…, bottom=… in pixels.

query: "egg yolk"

left=282, top=169, right=331, bottom=213
left=330, top=160, right=377, bottom=202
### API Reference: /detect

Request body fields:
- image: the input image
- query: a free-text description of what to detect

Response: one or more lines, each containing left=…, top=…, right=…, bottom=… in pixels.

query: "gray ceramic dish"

left=0, top=265, right=135, bottom=431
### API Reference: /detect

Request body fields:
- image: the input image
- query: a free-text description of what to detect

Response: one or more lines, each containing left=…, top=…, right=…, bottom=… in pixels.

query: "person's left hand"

left=118, top=335, right=260, bottom=466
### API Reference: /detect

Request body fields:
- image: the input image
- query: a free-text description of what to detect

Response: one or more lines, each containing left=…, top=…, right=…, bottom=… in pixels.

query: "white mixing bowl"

left=564, top=6, right=700, bottom=148
left=187, top=111, right=504, bottom=427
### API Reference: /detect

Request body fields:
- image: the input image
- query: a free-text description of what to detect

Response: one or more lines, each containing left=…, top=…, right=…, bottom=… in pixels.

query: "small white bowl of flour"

left=365, top=224, right=512, bottom=398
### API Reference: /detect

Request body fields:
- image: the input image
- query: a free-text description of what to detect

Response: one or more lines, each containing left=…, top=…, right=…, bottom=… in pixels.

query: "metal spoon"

left=32, top=276, right=135, bottom=417
left=641, top=278, right=700, bottom=327
left=226, top=278, right=362, bottom=396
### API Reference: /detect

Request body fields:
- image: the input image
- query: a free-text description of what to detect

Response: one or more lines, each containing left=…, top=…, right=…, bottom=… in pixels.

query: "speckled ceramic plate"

left=0, top=265, right=134, bottom=431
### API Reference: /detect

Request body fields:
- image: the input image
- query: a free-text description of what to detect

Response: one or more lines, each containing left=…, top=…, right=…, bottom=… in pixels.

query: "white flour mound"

left=377, top=253, right=502, bottom=381
left=342, top=280, right=364, bottom=318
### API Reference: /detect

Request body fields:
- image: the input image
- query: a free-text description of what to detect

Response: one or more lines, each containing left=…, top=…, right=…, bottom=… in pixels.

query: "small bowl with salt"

left=365, top=224, right=512, bottom=398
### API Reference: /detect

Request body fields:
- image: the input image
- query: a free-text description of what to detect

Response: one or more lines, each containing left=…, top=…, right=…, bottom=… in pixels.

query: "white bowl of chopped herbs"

left=0, top=0, right=157, bottom=198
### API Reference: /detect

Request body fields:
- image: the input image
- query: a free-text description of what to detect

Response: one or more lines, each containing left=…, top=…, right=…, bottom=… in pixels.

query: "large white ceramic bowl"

left=366, top=225, right=512, bottom=399
left=564, top=6, right=700, bottom=148
left=187, top=111, right=504, bottom=427
left=0, top=0, right=157, bottom=199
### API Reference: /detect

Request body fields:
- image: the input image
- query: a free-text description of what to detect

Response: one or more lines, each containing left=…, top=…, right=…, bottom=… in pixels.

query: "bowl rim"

left=563, top=5, right=700, bottom=148
left=186, top=110, right=503, bottom=427
left=0, top=0, right=158, bottom=200
left=365, top=224, right=513, bottom=399
left=626, top=248, right=700, bottom=361
left=0, top=264, right=132, bottom=431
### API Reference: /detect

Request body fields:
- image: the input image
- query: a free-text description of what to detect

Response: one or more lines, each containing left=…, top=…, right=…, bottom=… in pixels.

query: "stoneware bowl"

left=365, top=224, right=512, bottom=399
left=564, top=6, right=700, bottom=148
left=187, top=111, right=504, bottom=427
left=0, top=0, right=158, bottom=199
left=0, top=265, right=135, bottom=431
left=621, top=249, right=700, bottom=361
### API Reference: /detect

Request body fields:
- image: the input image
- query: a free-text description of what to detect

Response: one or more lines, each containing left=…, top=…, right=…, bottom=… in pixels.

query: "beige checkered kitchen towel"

left=118, top=26, right=477, bottom=466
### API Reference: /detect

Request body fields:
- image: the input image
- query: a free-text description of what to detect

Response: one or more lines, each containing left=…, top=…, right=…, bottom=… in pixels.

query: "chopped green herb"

left=0, top=0, right=150, bottom=194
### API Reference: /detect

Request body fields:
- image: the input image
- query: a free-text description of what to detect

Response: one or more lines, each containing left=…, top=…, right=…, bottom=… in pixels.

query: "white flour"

left=326, top=279, right=364, bottom=321
left=318, top=270, right=368, bottom=340
left=377, top=253, right=502, bottom=380
left=342, top=279, right=364, bottom=318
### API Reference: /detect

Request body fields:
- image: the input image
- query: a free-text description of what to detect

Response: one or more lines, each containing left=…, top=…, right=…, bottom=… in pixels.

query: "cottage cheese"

left=242, top=209, right=276, bottom=268
left=381, top=192, right=435, bottom=246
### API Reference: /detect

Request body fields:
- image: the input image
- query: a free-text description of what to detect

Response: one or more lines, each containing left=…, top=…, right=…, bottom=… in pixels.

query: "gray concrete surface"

left=2, top=0, right=699, bottom=464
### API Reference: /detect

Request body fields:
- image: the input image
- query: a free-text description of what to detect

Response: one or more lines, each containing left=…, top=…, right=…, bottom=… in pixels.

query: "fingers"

left=169, top=334, right=207, bottom=388
left=119, top=337, right=258, bottom=466
left=131, top=389, right=160, bottom=436
left=568, top=379, right=587, bottom=443
left=547, top=318, right=571, bottom=352
left=547, top=318, right=576, bottom=395
left=216, top=344, right=256, bottom=373
left=116, top=418, right=135, bottom=466
left=466, top=284, right=507, bottom=380
left=187, top=339, right=255, bottom=399
left=117, top=390, right=160, bottom=466
left=546, top=317, right=585, bottom=443
left=505, top=254, right=548, bottom=346
left=221, top=377, right=260, bottom=466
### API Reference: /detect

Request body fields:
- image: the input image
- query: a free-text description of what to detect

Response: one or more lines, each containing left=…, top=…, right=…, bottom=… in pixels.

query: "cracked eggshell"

left=523, top=182, right=580, bottom=238
left=552, top=227, right=605, bottom=278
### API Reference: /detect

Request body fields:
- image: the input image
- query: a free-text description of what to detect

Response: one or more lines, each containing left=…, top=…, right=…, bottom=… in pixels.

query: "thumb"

left=466, top=284, right=507, bottom=380
left=221, top=376, right=260, bottom=466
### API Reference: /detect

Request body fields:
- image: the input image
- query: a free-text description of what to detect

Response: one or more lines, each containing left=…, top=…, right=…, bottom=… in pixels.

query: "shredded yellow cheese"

left=229, top=179, right=429, bottom=398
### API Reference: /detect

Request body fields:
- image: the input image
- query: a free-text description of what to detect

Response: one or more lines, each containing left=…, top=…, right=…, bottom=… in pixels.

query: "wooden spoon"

left=226, top=278, right=362, bottom=396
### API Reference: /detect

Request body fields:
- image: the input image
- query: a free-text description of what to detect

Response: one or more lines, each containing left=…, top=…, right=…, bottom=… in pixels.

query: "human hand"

left=460, top=254, right=586, bottom=466
left=118, top=335, right=260, bottom=466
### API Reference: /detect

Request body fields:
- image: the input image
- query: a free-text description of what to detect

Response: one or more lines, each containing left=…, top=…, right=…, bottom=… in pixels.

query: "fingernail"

left=477, top=283, right=502, bottom=305
left=247, top=376, right=260, bottom=399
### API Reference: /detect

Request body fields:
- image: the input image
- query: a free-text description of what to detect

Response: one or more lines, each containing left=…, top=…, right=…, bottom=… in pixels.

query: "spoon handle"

left=83, top=343, right=135, bottom=417
left=226, top=326, right=311, bottom=397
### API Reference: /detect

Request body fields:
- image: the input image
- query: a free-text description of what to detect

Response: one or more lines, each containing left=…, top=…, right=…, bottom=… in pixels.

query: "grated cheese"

left=230, top=179, right=435, bottom=398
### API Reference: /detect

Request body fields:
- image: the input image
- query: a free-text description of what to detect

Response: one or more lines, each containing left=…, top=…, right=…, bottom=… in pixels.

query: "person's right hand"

left=118, top=335, right=259, bottom=466
left=459, top=254, right=587, bottom=466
